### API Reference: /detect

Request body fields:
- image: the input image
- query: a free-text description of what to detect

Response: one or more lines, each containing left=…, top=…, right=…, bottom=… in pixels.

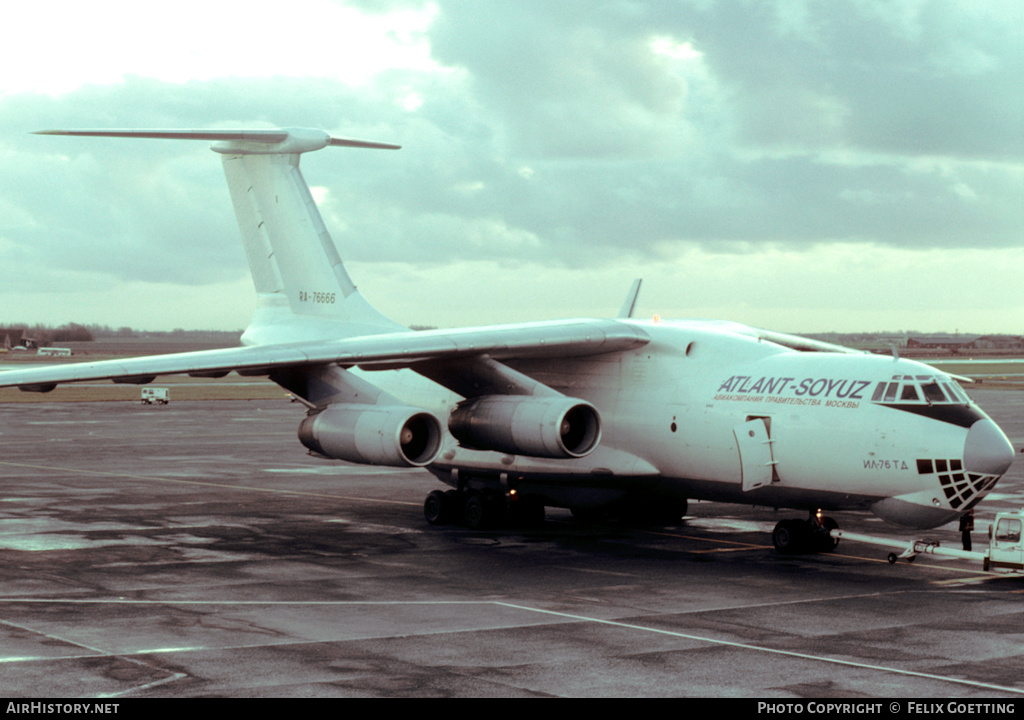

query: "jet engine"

left=448, top=395, right=601, bottom=459
left=298, top=404, right=443, bottom=467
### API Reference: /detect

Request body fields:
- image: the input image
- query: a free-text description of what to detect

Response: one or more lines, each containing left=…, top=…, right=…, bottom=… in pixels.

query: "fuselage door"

left=734, top=417, right=776, bottom=492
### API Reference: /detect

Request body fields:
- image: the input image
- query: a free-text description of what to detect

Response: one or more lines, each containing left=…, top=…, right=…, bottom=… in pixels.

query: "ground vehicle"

left=984, top=511, right=1024, bottom=572
left=141, top=387, right=169, bottom=405
left=832, top=508, right=1024, bottom=573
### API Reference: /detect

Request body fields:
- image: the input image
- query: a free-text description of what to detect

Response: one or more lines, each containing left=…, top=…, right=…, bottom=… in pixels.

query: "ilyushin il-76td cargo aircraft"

left=3, top=128, right=1015, bottom=554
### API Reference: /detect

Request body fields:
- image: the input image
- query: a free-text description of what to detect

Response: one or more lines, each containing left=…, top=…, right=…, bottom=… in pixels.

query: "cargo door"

left=734, top=416, right=776, bottom=492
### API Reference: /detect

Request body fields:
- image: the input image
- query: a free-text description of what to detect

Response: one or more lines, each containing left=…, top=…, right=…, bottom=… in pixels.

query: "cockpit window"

left=921, top=382, right=947, bottom=403
left=944, top=382, right=969, bottom=403
left=871, top=375, right=970, bottom=406
left=884, top=382, right=899, bottom=402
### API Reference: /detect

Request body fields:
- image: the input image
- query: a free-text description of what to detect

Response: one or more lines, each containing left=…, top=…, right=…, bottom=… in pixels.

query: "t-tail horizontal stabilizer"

left=32, top=128, right=401, bottom=153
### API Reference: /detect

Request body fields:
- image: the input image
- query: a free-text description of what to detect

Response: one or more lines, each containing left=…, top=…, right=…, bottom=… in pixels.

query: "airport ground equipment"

left=831, top=508, right=1024, bottom=573
left=141, top=387, right=169, bottom=405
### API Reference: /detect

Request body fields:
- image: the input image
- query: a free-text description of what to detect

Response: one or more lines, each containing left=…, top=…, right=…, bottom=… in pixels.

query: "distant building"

left=906, top=335, right=978, bottom=351
left=0, top=328, right=38, bottom=350
left=972, top=335, right=1024, bottom=350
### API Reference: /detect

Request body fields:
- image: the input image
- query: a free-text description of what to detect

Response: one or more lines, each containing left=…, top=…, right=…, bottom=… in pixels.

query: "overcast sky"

left=1, top=0, right=1021, bottom=334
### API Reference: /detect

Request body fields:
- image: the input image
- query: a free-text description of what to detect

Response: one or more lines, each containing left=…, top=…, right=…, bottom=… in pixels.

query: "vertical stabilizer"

left=33, top=127, right=405, bottom=344
left=219, top=150, right=403, bottom=343
left=211, top=130, right=405, bottom=343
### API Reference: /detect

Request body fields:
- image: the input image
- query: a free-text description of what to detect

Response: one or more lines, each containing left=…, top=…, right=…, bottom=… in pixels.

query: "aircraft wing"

left=0, top=319, right=650, bottom=392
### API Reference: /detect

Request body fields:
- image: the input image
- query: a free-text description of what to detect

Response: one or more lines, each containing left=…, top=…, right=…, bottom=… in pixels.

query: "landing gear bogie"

left=772, top=513, right=840, bottom=555
left=772, top=519, right=809, bottom=554
left=463, top=491, right=501, bottom=530
left=423, top=488, right=545, bottom=530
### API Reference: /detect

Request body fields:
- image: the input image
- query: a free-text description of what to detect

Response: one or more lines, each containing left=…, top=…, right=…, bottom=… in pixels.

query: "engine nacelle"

left=448, top=395, right=601, bottom=459
left=298, top=404, right=443, bottom=467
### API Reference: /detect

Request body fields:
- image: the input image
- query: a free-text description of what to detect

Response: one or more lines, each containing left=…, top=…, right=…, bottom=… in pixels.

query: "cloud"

left=0, top=0, right=1020, bottom=332
left=430, top=4, right=698, bottom=159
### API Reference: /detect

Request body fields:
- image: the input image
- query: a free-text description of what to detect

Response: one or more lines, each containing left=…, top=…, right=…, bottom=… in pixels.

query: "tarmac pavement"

left=0, top=391, right=1022, bottom=698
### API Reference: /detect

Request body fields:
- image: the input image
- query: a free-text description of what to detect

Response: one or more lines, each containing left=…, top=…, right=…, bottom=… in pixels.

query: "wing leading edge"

left=0, top=319, right=650, bottom=393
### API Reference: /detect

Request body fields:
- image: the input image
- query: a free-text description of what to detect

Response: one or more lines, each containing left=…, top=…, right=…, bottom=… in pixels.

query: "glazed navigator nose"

left=964, top=418, right=1015, bottom=476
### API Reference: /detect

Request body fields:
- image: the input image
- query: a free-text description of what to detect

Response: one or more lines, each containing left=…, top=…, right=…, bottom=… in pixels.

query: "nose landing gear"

left=772, top=512, right=839, bottom=554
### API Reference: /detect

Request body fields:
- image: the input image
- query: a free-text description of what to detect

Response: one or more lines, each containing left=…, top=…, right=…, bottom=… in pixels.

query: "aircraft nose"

left=963, top=418, right=1015, bottom=476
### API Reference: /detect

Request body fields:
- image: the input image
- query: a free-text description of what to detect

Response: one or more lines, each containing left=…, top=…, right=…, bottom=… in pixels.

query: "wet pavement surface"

left=1, top=391, right=1022, bottom=697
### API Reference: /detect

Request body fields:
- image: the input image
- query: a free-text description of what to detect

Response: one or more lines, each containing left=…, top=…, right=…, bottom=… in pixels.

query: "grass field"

left=920, top=358, right=1024, bottom=391
left=921, top=359, right=1024, bottom=376
left=0, top=340, right=288, bottom=403
left=0, top=376, right=289, bottom=403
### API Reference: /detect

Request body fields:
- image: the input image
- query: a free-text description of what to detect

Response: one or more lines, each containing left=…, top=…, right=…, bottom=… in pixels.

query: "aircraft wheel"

left=424, top=490, right=455, bottom=525
left=773, top=519, right=809, bottom=554
left=464, top=492, right=499, bottom=530
left=888, top=552, right=898, bottom=564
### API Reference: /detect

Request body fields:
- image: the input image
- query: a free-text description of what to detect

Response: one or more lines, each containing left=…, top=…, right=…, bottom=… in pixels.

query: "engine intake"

left=298, top=404, right=443, bottom=467
left=448, top=395, right=601, bottom=459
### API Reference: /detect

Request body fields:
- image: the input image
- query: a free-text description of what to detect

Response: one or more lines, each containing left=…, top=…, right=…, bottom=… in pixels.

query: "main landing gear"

left=772, top=512, right=839, bottom=554
left=423, top=488, right=545, bottom=530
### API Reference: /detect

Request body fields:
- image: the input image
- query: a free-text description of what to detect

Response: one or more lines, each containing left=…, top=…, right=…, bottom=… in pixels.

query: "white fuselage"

left=365, top=319, right=1013, bottom=529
